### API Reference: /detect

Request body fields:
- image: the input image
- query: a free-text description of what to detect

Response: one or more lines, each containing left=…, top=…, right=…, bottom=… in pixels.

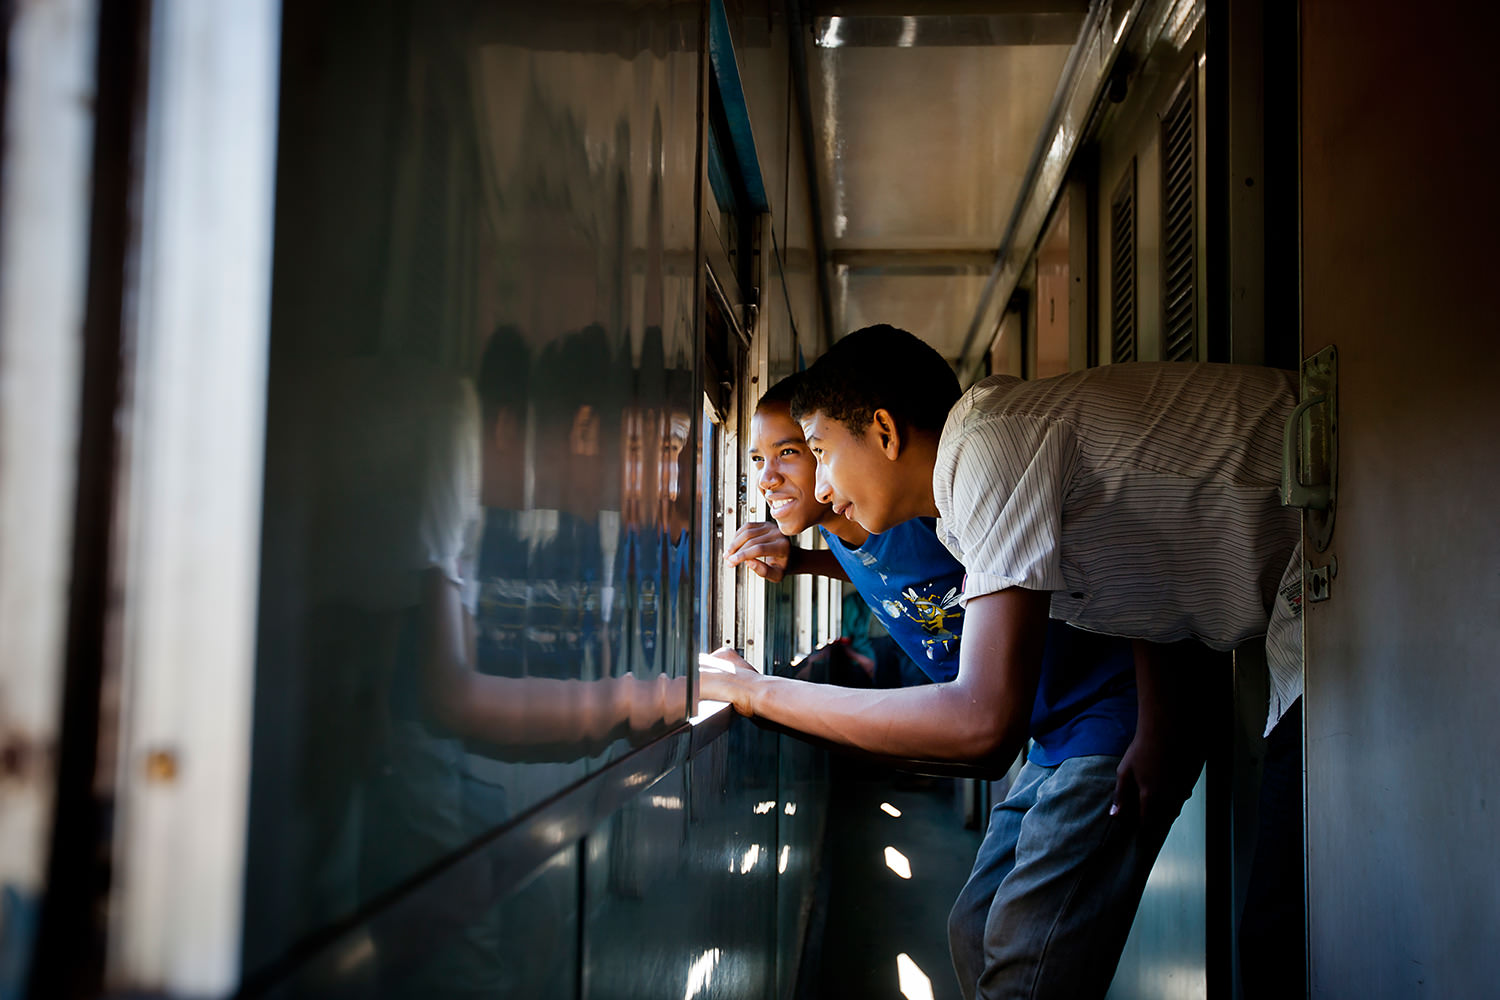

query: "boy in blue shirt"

left=726, top=375, right=966, bottom=683
left=722, top=373, right=1183, bottom=999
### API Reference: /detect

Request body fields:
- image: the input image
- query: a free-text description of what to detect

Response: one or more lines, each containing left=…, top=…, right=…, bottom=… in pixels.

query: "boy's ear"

left=871, top=408, right=902, bottom=459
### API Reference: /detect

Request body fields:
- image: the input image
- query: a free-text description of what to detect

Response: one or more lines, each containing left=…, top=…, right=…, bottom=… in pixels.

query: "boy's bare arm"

left=701, top=586, right=1047, bottom=764
left=419, top=568, right=684, bottom=749
left=1113, top=639, right=1214, bottom=830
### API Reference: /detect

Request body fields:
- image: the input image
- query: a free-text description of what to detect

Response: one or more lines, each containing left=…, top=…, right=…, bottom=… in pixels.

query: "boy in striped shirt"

left=701, top=324, right=1302, bottom=998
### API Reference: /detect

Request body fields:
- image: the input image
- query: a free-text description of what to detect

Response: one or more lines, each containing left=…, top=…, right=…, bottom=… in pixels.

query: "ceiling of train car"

left=805, top=1, right=1089, bottom=366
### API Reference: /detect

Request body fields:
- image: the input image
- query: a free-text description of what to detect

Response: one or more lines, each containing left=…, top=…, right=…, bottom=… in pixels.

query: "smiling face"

left=798, top=409, right=907, bottom=534
left=748, top=402, right=837, bottom=536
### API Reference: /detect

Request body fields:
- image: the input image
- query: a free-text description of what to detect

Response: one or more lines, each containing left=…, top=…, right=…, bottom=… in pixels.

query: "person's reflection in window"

left=297, top=329, right=682, bottom=994
left=660, top=365, right=695, bottom=663
left=516, top=324, right=615, bottom=682
left=404, top=327, right=684, bottom=756
left=294, top=357, right=483, bottom=911
left=615, top=396, right=645, bottom=676
left=473, top=326, right=528, bottom=683
left=621, top=326, right=667, bottom=677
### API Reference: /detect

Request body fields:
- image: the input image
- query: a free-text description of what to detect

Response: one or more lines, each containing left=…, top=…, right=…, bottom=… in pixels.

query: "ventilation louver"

left=1161, top=75, right=1197, bottom=362
left=1109, top=160, right=1137, bottom=364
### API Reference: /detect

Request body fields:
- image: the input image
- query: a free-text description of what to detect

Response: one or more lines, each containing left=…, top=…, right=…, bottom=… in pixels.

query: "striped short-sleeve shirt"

left=932, top=363, right=1304, bottom=732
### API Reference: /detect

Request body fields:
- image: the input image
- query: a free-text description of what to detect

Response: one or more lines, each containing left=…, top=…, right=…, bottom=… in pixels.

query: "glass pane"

left=582, top=728, right=780, bottom=1000
left=242, top=0, right=700, bottom=974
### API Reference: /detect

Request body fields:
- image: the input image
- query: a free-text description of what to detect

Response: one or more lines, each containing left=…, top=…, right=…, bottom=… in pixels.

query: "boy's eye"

left=781, top=448, right=800, bottom=458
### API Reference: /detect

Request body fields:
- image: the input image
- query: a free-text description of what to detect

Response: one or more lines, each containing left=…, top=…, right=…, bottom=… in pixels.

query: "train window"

left=237, top=1, right=704, bottom=977
left=701, top=270, right=751, bottom=658
left=704, top=3, right=769, bottom=306
left=796, top=571, right=816, bottom=658
left=706, top=77, right=755, bottom=304
left=697, top=394, right=724, bottom=655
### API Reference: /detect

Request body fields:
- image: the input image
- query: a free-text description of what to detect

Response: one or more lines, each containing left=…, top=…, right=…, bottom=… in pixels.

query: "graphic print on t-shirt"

left=820, top=519, right=966, bottom=680
left=879, top=585, right=962, bottom=661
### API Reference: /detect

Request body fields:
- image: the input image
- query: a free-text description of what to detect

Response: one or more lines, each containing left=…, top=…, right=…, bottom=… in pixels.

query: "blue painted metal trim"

left=706, top=125, right=737, bottom=216
left=708, top=0, right=769, bottom=212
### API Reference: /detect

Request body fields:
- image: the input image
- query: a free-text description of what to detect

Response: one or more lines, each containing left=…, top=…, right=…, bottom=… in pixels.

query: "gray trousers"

left=947, top=755, right=1179, bottom=1000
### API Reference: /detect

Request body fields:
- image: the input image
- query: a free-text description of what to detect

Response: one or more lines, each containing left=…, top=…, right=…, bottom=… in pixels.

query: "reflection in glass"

left=684, top=948, right=723, bottom=1000
left=256, top=340, right=686, bottom=993
left=244, top=0, right=703, bottom=981
left=897, top=952, right=937, bottom=1000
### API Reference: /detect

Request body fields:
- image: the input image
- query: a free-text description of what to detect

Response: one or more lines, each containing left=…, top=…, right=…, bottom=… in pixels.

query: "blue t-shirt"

left=820, top=519, right=1137, bottom=764
left=820, top=520, right=966, bottom=681
left=474, top=508, right=606, bottom=681
left=1024, top=622, right=1137, bottom=766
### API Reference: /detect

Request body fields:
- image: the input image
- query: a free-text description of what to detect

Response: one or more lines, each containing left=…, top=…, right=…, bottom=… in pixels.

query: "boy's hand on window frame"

left=724, top=520, right=796, bottom=581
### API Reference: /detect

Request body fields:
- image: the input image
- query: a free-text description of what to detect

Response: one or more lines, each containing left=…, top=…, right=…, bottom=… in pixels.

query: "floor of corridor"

left=801, top=760, right=984, bottom=1000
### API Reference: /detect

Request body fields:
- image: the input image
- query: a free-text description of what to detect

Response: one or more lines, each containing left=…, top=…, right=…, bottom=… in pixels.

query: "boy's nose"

left=758, top=463, right=781, bottom=492
left=814, top=466, right=833, bottom=504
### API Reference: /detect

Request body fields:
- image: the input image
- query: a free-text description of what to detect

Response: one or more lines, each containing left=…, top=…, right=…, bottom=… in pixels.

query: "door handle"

left=1279, top=344, right=1338, bottom=552
left=1281, top=394, right=1330, bottom=510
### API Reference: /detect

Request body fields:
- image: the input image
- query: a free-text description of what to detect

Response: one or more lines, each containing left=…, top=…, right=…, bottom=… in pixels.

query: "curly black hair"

left=789, top=325, right=960, bottom=436
left=755, top=370, right=805, bottom=411
left=477, top=323, right=531, bottom=425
